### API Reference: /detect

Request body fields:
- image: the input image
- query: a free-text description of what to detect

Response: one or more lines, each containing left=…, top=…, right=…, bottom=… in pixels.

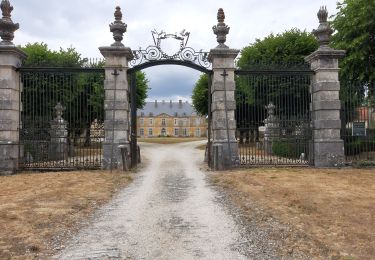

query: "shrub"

left=272, top=139, right=308, bottom=159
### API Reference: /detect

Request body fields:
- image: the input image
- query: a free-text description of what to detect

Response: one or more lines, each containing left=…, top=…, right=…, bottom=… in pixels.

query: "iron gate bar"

left=17, top=67, right=105, bottom=73
left=207, top=73, right=212, bottom=167
left=235, top=69, right=314, bottom=75
left=130, top=72, right=137, bottom=168
left=127, top=60, right=212, bottom=74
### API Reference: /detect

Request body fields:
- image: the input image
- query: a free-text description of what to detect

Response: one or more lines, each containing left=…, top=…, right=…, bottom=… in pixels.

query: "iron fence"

left=18, top=68, right=105, bottom=170
left=340, top=81, right=375, bottom=165
left=235, top=65, right=313, bottom=166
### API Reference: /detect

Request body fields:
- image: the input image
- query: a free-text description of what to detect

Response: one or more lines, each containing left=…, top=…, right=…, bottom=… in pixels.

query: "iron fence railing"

left=340, top=81, right=375, bottom=165
left=235, top=67, right=312, bottom=166
left=18, top=67, right=105, bottom=170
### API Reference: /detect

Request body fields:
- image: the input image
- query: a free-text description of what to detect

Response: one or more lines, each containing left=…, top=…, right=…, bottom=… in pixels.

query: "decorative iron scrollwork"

left=130, top=29, right=211, bottom=69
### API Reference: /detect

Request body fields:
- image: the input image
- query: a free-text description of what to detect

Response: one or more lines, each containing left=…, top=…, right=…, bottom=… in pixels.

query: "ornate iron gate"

left=340, top=81, right=375, bottom=165
left=127, top=29, right=213, bottom=168
left=19, top=68, right=105, bottom=170
left=235, top=63, right=313, bottom=166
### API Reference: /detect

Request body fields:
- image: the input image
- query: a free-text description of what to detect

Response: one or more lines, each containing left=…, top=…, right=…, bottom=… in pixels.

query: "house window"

left=195, top=118, right=200, bottom=126
left=182, top=128, right=187, bottom=136
left=174, top=128, right=179, bottom=136
left=161, top=128, right=167, bottom=136
left=195, top=128, right=201, bottom=137
left=161, top=118, right=166, bottom=126
left=174, top=118, right=178, bottom=126
left=148, top=128, right=153, bottom=136
left=149, top=118, right=153, bottom=126
left=140, top=128, right=144, bottom=136
left=140, top=118, right=144, bottom=126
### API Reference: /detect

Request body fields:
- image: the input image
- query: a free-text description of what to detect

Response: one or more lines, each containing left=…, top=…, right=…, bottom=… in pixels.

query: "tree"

left=330, top=0, right=375, bottom=129
left=331, top=0, right=375, bottom=83
left=134, top=71, right=149, bottom=109
left=192, top=74, right=209, bottom=115
left=22, top=42, right=84, bottom=67
left=237, top=28, right=318, bottom=68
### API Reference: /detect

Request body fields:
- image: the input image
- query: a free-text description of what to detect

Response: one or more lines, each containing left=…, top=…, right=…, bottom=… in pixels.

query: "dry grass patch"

left=0, top=170, right=132, bottom=259
left=211, top=168, right=375, bottom=259
left=138, top=137, right=205, bottom=144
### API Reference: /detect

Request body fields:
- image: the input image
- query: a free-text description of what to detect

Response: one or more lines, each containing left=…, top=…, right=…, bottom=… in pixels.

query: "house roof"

left=137, top=100, right=197, bottom=117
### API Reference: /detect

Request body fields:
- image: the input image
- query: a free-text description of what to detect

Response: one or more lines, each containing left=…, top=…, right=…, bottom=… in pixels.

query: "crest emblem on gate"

left=130, top=29, right=211, bottom=69
left=151, top=29, right=190, bottom=59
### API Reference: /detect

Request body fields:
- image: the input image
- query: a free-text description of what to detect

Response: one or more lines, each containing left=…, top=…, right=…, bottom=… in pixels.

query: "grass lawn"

left=211, top=168, right=375, bottom=260
left=0, top=170, right=132, bottom=259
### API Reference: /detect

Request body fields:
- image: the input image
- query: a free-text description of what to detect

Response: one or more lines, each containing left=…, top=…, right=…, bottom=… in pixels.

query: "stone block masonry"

left=0, top=46, right=27, bottom=174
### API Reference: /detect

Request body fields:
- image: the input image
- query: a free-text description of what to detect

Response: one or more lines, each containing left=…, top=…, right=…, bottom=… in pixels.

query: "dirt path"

left=55, top=141, right=249, bottom=259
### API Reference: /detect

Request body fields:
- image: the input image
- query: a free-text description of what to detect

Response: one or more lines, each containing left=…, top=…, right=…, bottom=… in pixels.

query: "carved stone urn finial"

left=266, top=102, right=276, bottom=116
left=54, top=102, right=65, bottom=119
left=109, top=6, right=127, bottom=47
left=0, top=0, right=19, bottom=45
left=212, top=8, right=230, bottom=48
left=313, top=6, right=333, bottom=49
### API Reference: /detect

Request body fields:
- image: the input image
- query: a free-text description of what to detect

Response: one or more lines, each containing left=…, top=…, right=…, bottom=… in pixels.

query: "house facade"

left=137, top=100, right=207, bottom=138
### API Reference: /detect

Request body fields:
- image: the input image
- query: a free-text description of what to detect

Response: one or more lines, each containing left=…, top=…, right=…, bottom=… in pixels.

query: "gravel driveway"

left=55, top=141, right=250, bottom=259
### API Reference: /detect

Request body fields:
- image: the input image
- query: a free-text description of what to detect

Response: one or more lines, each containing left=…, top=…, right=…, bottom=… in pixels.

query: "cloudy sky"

left=10, top=0, right=337, bottom=102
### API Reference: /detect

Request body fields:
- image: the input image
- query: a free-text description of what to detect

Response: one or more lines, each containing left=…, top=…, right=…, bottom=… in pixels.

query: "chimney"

left=179, top=100, right=182, bottom=108
left=170, top=100, right=172, bottom=107
left=154, top=100, right=157, bottom=107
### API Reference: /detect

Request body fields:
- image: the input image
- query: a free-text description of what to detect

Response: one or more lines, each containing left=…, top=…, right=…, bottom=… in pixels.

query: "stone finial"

left=313, top=6, right=333, bottom=49
left=266, top=102, right=275, bottom=116
left=212, top=8, right=230, bottom=48
left=54, top=102, right=65, bottom=119
left=0, top=0, right=19, bottom=45
left=109, top=6, right=127, bottom=47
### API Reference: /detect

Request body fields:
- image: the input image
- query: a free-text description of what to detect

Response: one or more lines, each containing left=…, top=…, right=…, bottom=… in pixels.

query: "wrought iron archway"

left=128, top=29, right=213, bottom=167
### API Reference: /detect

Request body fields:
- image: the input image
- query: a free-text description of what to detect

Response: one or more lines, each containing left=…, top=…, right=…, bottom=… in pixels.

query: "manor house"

left=137, top=100, right=207, bottom=138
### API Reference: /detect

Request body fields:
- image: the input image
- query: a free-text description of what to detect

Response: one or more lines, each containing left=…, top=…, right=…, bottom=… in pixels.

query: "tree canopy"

left=191, top=73, right=209, bottom=116
left=237, top=28, right=318, bottom=68
left=331, top=0, right=375, bottom=83
left=22, top=42, right=85, bottom=67
left=21, top=42, right=149, bottom=111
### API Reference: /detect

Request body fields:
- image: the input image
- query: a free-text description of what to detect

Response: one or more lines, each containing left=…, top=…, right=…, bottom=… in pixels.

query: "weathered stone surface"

left=100, top=43, right=133, bottom=170
left=0, top=46, right=25, bottom=174
left=208, top=45, right=239, bottom=169
left=102, top=142, right=129, bottom=170
left=103, top=119, right=129, bottom=130
left=314, top=120, right=341, bottom=129
left=211, top=80, right=236, bottom=91
left=313, top=140, right=345, bottom=167
left=104, top=100, right=129, bottom=110
left=313, top=100, right=341, bottom=111
left=311, top=81, right=340, bottom=92
left=212, top=119, right=236, bottom=131
left=305, top=36, right=345, bottom=167
left=211, top=100, right=236, bottom=112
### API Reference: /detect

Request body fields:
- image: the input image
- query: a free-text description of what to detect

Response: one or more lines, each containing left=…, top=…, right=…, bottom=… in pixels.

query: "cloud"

left=10, top=0, right=338, bottom=100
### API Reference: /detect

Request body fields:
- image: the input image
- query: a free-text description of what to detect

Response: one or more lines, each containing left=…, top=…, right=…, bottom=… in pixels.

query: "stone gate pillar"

left=305, top=7, right=345, bottom=167
left=0, top=0, right=27, bottom=175
left=99, top=6, right=133, bottom=170
left=208, top=8, right=239, bottom=169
